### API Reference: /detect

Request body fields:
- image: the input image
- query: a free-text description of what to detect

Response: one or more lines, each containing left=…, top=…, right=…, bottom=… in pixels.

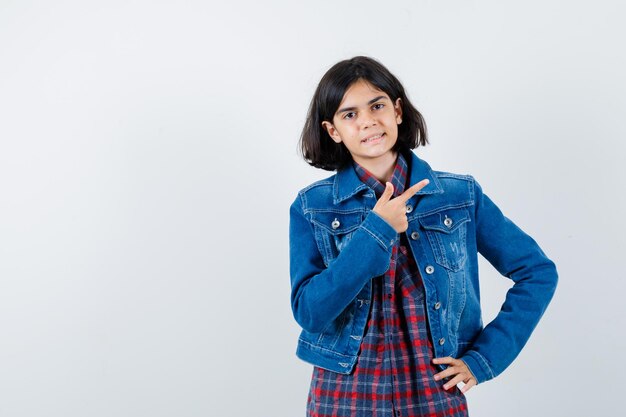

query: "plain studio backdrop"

left=0, top=1, right=624, bottom=416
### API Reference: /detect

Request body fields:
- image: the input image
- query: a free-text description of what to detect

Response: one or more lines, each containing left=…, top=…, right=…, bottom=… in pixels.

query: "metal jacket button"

left=425, top=265, right=435, bottom=274
left=434, top=302, right=441, bottom=310
left=331, top=218, right=340, bottom=229
left=444, top=217, right=453, bottom=227
left=439, top=338, right=445, bottom=345
left=410, top=231, right=420, bottom=240
left=406, top=204, right=413, bottom=213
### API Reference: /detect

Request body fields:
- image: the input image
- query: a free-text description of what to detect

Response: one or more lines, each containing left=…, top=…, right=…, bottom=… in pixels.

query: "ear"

left=321, top=120, right=342, bottom=144
left=394, top=98, right=403, bottom=124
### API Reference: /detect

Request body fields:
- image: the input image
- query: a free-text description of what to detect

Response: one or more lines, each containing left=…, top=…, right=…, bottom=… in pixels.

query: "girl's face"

left=322, top=79, right=402, bottom=170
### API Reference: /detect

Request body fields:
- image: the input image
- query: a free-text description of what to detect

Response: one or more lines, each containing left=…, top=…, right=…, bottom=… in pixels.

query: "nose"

left=360, top=112, right=377, bottom=129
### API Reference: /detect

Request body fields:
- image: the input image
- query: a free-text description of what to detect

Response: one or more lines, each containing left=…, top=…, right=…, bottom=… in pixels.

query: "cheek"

left=334, top=122, right=352, bottom=137
left=386, top=129, right=399, bottom=146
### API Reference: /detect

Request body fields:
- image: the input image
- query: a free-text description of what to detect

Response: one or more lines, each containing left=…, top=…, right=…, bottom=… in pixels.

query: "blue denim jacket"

left=289, top=151, right=558, bottom=384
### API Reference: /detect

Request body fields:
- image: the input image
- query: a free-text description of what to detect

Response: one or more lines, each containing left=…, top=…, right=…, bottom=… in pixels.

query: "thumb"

left=378, top=182, right=394, bottom=204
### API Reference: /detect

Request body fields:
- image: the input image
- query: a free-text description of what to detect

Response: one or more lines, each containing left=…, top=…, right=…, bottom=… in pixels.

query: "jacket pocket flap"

left=311, top=211, right=363, bottom=234
left=419, top=208, right=470, bottom=233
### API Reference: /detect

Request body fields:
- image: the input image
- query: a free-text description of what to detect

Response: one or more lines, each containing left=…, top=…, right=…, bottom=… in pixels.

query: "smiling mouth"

left=362, top=133, right=385, bottom=143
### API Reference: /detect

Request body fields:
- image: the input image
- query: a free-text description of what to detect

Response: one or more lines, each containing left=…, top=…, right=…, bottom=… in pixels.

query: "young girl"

left=289, top=56, right=558, bottom=417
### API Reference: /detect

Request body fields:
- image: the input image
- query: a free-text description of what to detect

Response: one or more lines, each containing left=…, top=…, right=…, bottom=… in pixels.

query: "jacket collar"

left=333, top=150, right=443, bottom=204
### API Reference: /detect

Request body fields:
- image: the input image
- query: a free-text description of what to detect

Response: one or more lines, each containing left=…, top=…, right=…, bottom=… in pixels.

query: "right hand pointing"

left=372, top=179, right=430, bottom=233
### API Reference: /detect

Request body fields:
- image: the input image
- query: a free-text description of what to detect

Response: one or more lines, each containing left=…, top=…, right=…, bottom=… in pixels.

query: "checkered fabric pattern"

left=306, top=152, right=469, bottom=417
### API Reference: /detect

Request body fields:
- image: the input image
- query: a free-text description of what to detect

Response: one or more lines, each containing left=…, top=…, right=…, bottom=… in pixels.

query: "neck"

left=354, top=151, right=398, bottom=183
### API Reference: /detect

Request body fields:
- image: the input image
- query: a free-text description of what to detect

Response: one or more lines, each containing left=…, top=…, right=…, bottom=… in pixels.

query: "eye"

left=372, top=103, right=385, bottom=110
left=343, top=112, right=356, bottom=120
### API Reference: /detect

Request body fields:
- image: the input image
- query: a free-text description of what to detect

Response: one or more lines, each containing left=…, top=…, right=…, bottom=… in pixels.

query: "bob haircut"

left=299, top=56, right=428, bottom=171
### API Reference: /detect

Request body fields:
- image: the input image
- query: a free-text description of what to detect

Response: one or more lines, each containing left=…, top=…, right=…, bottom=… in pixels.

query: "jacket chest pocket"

left=418, top=207, right=471, bottom=272
left=311, top=211, right=365, bottom=266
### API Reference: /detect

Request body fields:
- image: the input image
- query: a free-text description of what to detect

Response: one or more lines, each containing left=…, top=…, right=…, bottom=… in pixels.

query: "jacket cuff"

left=460, top=350, right=495, bottom=384
left=359, top=211, right=398, bottom=252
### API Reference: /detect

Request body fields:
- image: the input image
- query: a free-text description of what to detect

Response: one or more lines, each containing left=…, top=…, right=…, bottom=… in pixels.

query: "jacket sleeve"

left=289, top=193, right=397, bottom=333
left=460, top=177, right=558, bottom=384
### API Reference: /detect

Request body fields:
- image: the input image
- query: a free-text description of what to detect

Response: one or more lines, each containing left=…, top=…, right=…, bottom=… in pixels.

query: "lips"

left=361, top=133, right=385, bottom=143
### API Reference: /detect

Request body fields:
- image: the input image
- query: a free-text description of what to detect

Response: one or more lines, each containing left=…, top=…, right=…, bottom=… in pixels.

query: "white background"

left=1, top=1, right=624, bottom=416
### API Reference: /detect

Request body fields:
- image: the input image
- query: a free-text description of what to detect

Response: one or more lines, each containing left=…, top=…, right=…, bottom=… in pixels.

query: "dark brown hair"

left=299, top=56, right=428, bottom=171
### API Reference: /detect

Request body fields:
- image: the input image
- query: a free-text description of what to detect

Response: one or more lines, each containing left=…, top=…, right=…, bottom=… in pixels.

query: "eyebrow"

left=336, top=95, right=388, bottom=114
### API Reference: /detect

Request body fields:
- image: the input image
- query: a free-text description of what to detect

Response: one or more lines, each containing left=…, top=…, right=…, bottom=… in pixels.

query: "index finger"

left=396, top=179, right=429, bottom=203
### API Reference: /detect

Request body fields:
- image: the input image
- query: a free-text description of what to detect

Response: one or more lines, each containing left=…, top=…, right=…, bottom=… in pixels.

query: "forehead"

left=339, top=79, right=389, bottom=105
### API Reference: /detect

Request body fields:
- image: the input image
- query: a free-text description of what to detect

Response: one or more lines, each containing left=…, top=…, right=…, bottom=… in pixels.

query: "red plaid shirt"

left=306, top=152, right=469, bottom=417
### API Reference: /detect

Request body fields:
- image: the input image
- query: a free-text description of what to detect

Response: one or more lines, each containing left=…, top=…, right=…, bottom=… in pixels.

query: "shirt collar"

left=332, top=149, right=443, bottom=204
left=353, top=152, right=409, bottom=198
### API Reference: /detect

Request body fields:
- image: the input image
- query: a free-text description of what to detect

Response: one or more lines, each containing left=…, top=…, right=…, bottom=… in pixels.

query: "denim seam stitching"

left=414, top=202, right=474, bottom=218
left=470, top=350, right=495, bottom=379
left=306, top=208, right=365, bottom=214
left=299, top=179, right=334, bottom=194
left=298, top=338, right=355, bottom=358
left=359, top=224, right=391, bottom=252
left=433, top=171, right=474, bottom=181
